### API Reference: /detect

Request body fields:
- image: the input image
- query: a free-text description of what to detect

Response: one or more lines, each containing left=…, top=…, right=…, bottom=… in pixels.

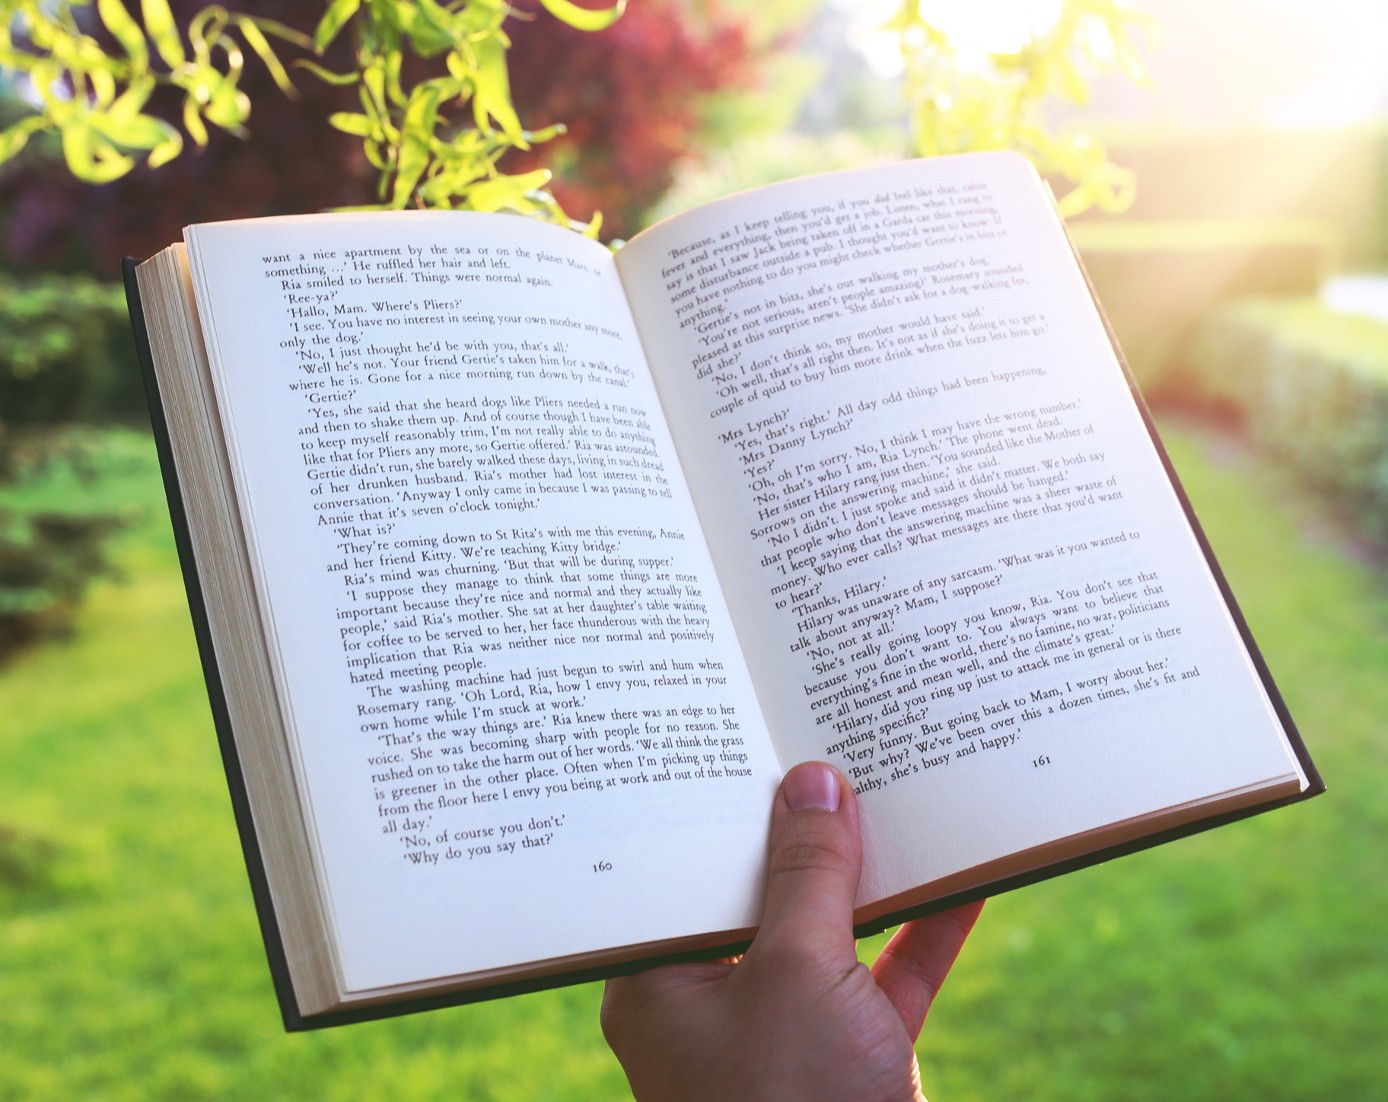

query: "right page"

left=617, top=152, right=1310, bottom=912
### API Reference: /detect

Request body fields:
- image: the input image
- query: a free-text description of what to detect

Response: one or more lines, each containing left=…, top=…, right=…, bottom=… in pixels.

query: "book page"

left=183, top=212, right=779, bottom=994
left=618, top=153, right=1305, bottom=907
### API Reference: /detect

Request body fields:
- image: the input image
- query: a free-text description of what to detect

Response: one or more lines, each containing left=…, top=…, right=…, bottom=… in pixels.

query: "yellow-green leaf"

left=147, top=127, right=183, bottom=167
left=203, top=82, right=252, bottom=133
left=467, top=169, right=550, bottom=213
left=87, top=65, right=118, bottom=109
left=384, top=48, right=407, bottom=107
left=328, top=111, right=375, bottom=138
left=247, top=16, right=314, bottom=51
left=62, top=121, right=136, bottom=183
left=363, top=60, right=387, bottom=112
left=233, top=17, right=296, bottom=96
left=107, top=77, right=156, bottom=123
left=97, top=0, right=150, bottom=67
left=391, top=85, right=444, bottom=206
left=315, top=0, right=361, bottom=53
left=536, top=0, right=626, bottom=33
left=92, top=111, right=162, bottom=149
left=293, top=59, right=357, bottom=86
left=400, top=0, right=456, bottom=57
left=182, top=96, right=209, bottom=145
left=470, top=32, right=523, bottom=142
left=141, top=0, right=186, bottom=68
left=0, top=116, right=47, bottom=164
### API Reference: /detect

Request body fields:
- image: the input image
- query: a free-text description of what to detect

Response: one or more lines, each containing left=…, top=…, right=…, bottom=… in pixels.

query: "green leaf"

left=59, top=120, right=97, bottom=179
left=315, top=0, right=362, bottom=53
left=87, top=65, right=119, bottom=109
left=535, top=0, right=627, bottom=33
left=293, top=59, right=358, bottom=86
left=470, top=32, right=523, bottom=142
left=328, top=111, right=375, bottom=138
left=140, top=0, right=187, bottom=68
left=232, top=17, right=297, bottom=96
left=182, top=96, right=209, bottom=146
left=246, top=16, right=315, bottom=52
left=202, top=81, right=252, bottom=134
left=106, top=77, right=156, bottom=123
left=384, top=47, right=407, bottom=107
left=0, top=117, right=47, bottom=164
left=61, top=121, right=136, bottom=183
left=363, top=60, right=387, bottom=113
left=147, top=127, right=183, bottom=168
left=97, top=0, right=150, bottom=68
left=93, top=109, right=175, bottom=153
left=399, top=0, right=457, bottom=57
left=390, top=84, right=444, bottom=207
left=467, top=169, right=551, bottom=213
left=525, top=123, right=567, bottom=145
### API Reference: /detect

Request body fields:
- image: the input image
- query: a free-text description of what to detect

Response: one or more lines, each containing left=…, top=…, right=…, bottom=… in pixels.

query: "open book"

left=125, top=151, right=1320, bottom=1029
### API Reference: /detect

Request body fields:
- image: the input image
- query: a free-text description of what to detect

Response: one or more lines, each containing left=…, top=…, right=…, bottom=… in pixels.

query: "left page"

left=183, top=212, right=780, bottom=1000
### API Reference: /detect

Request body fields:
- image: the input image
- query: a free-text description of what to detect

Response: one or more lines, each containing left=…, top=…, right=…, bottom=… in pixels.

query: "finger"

left=871, top=899, right=984, bottom=1039
left=746, top=761, right=862, bottom=970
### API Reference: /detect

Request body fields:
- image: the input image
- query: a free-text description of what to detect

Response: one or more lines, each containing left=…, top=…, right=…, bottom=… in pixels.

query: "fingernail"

left=783, top=762, right=842, bottom=812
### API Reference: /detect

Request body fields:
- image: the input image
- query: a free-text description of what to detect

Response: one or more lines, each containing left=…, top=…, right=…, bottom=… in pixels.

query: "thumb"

left=747, top=761, right=863, bottom=970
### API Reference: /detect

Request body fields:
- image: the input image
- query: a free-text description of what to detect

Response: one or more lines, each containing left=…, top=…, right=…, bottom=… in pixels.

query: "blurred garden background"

left=2, top=0, right=1386, bottom=1097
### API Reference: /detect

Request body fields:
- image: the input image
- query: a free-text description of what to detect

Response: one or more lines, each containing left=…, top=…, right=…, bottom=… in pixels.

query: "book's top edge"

left=182, top=209, right=542, bottom=232
left=627, top=151, right=1038, bottom=247
left=175, top=153, right=1040, bottom=245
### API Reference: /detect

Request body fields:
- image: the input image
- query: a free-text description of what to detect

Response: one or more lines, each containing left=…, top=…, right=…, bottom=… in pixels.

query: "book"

left=124, top=151, right=1321, bottom=1030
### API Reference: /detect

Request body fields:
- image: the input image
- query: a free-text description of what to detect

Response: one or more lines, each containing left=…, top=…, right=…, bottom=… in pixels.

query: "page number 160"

left=593, top=860, right=613, bottom=872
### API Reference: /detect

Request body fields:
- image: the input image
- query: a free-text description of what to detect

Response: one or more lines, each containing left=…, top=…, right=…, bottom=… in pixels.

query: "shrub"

left=1182, top=297, right=1388, bottom=540
left=1070, top=219, right=1338, bottom=395
left=0, top=430, right=130, bottom=659
left=0, top=273, right=142, bottom=423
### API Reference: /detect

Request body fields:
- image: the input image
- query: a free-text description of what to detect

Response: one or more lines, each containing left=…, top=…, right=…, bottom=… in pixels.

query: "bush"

left=1070, top=219, right=1337, bottom=395
left=1182, top=297, right=1388, bottom=540
left=0, top=274, right=143, bottom=424
left=0, top=265, right=144, bottom=667
left=0, top=430, right=134, bottom=660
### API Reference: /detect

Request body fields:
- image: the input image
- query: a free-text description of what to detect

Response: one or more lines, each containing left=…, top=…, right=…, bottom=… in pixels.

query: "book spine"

left=121, top=259, right=308, bottom=1030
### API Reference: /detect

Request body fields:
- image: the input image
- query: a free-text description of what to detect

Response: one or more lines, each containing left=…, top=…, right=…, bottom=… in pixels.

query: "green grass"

left=912, top=422, right=1388, bottom=1101
left=2, top=423, right=1385, bottom=1100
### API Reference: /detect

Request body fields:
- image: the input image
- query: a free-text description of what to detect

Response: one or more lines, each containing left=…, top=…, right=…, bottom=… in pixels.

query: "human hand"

left=601, top=760, right=982, bottom=1101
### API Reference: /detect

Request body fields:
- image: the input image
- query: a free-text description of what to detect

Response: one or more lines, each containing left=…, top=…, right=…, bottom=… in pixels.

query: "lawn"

left=2, top=421, right=1384, bottom=1100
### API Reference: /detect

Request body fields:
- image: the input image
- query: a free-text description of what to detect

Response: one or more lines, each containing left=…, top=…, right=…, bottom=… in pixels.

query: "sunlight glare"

left=850, top=0, right=1067, bottom=77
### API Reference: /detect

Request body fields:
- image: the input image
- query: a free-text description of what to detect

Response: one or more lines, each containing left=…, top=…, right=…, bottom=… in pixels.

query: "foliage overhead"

left=307, top=0, right=621, bottom=228
left=0, top=0, right=308, bottom=181
left=0, top=0, right=762, bottom=270
left=0, top=0, right=625, bottom=232
left=884, top=0, right=1153, bottom=216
